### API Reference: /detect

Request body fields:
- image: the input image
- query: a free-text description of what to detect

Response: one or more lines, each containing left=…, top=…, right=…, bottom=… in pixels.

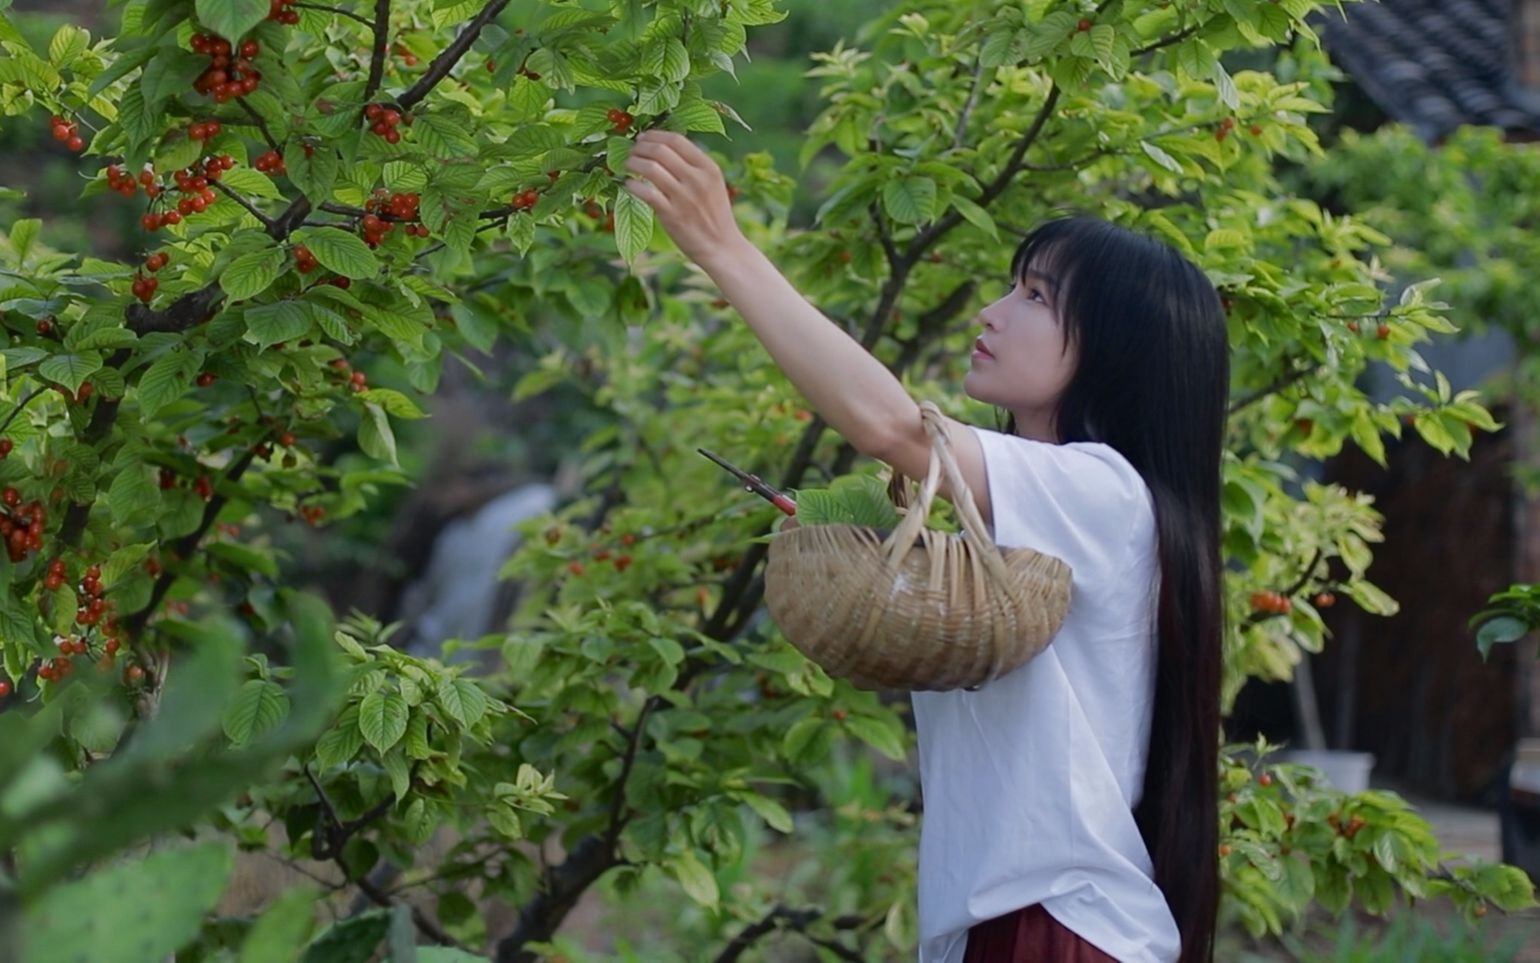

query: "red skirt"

left=963, top=904, right=1119, bottom=962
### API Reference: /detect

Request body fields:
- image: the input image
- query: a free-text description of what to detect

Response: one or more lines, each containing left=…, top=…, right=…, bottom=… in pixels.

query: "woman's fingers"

left=623, top=154, right=684, bottom=198
left=621, top=176, right=670, bottom=212
left=641, top=129, right=718, bottom=175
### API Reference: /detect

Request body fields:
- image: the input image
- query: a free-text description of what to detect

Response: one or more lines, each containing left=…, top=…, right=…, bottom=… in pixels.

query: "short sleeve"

left=968, top=425, right=1153, bottom=575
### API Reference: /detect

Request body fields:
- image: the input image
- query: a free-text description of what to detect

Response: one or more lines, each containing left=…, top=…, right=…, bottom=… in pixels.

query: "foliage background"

left=0, top=0, right=1536, bottom=960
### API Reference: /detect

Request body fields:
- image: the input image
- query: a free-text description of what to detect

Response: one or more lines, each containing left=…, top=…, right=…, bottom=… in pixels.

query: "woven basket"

left=763, top=402, right=1073, bottom=691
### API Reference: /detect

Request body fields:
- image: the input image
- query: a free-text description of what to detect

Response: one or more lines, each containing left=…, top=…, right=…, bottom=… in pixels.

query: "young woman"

left=623, top=130, right=1228, bottom=963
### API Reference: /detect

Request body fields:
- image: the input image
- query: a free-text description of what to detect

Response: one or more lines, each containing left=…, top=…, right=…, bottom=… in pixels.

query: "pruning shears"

left=697, top=448, right=797, bottom=516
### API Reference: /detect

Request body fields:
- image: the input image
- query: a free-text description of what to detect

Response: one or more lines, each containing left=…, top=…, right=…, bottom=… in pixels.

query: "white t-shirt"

left=908, top=425, right=1180, bottom=963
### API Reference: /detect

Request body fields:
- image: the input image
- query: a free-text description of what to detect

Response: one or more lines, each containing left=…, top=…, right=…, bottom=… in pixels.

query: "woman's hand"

left=621, top=130, right=748, bottom=272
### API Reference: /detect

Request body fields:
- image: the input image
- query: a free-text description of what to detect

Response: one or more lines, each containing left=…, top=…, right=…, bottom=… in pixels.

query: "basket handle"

left=882, top=403, right=1014, bottom=588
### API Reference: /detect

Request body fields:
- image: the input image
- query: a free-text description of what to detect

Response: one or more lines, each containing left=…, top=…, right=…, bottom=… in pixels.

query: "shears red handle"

left=697, top=448, right=797, bottom=516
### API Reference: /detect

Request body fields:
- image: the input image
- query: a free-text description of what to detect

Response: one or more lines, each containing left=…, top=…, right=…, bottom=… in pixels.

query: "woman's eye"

left=1026, top=286, right=1045, bottom=303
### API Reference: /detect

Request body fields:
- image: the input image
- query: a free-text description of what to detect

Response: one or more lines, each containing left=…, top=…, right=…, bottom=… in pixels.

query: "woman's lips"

left=972, top=337, right=994, bottom=360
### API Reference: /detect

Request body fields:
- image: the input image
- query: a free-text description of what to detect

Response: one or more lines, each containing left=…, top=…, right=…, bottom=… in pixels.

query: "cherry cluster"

left=329, top=357, right=368, bottom=393
left=511, top=189, right=539, bottom=212
left=268, top=0, right=301, bottom=24
left=49, top=115, right=85, bottom=152
left=188, top=119, right=223, bottom=142
left=394, top=43, right=420, bottom=68
left=104, top=163, right=156, bottom=198
left=131, top=274, right=159, bottom=303
left=2, top=489, right=45, bottom=563
left=607, top=108, right=634, bottom=134
left=189, top=33, right=264, bottom=103
left=71, top=563, right=113, bottom=629
left=360, top=189, right=427, bottom=243
left=364, top=103, right=408, bottom=143
left=1248, top=590, right=1293, bottom=615
left=254, top=149, right=286, bottom=174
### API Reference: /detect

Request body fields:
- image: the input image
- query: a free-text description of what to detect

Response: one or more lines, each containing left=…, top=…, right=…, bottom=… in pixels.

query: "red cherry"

left=240, top=39, right=259, bottom=59
left=1077, top=19, right=1092, bottom=30
left=0, top=679, right=10, bottom=698
left=140, top=212, right=161, bottom=231
left=163, top=210, right=182, bottom=226
left=195, top=372, right=216, bottom=387
left=0, top=439, right=12, bottom=458
left=1376, top=324, right=1391, bottom=339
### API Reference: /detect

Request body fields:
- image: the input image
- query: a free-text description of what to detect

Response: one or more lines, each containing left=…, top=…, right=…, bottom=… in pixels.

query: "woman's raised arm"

left=621, top=130, right=990, bottom=523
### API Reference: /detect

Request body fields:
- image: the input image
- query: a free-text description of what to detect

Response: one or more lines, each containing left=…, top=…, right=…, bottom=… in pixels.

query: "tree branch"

left=121, top=444, right=265, bottom=645
left=712, top=905, right=875, bottom=963
left=1228, top=364, right=1314, bottom=417
left=952, top=56, right=986, bottom=151
left=363, top=0, right=393, bottom=101
left=1131, top=23, right=1202, bottom=57
left=237, top=98, right=281, bottom=153
left=211, top=180, right=275, bottom=230
left=397, top=0, right=513, bottom=111
left=0, top=386, right=48, bottom=437
left=292, top=2, right=374, bottom=26
left=494, top=835, right=620, bottom=962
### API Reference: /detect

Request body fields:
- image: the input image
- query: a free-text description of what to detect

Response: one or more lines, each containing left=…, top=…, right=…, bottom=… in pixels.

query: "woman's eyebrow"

left=1022, top=270, right=1058, bottom=293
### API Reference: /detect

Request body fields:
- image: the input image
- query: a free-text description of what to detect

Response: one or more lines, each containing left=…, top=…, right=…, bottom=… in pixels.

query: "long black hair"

left=1001, top=215, right=1228, bottom=962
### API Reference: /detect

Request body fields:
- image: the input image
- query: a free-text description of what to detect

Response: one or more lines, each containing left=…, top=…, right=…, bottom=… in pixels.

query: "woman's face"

left=963, top=268, right=1079, bottom=442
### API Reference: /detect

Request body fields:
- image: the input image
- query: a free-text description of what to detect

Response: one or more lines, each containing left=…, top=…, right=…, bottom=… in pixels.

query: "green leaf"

left=1140, top=141, right=1184, bottom=174
left=243, top=301, right=315, bottom=349
left=643, top=36, right=690, bottom=83
left=47, top=25, right=89, bottom=66
left=136, top=349, right=202, bottom=420
left=284, top=143, right=340, bottom=204
left=22, top=842, right=233, bottom=963
left=381, top=747, right=410, bottom=802
left=107, top=464, right=159, bottom=526
left=314, top=706, right=364, bottom=769
left=238, top=885, right=318, bottom=963
left=291, top=228, right=379, bottom=280
left=223, top=679, right=290, bottom=746
left=358, top=388, right=427, bottom=420
left=220, top=247, right=286, bottom=301
left=882, top=177, right=937, bottom=225
left=220, top=167, right=285, bottom=200
left=845, top=714, right=908, bottom=761
left=195, top=0, right=269, bottom=42
left=357, top=689, right=408, bottom=752
left=668, top=849, right=719, bottom=907
left=435, top=677, right=488, bottom=728
left=739, top=792, right=793, bottom=833
left=300, top=909, right=390, bottom=963
left=1477, top=616, right=1529, bottom=661
left=950, top=195, right=998, bottom=240
left=38, top=352, right=102, bottom=393
left=10, top=218, right=40, bottom=262
left=413, top=113, right=478, bottom=159
left=1213, top=61, right=1240, bottom=111
left=614, top=189, right=654, bottom=266
left=358, top=402, right=398, bottom=468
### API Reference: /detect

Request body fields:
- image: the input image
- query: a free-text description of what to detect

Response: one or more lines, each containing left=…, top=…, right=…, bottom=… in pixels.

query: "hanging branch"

left=362, top=0, right=393, bottom=101
left=396, top=0, right=513, bottom=110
